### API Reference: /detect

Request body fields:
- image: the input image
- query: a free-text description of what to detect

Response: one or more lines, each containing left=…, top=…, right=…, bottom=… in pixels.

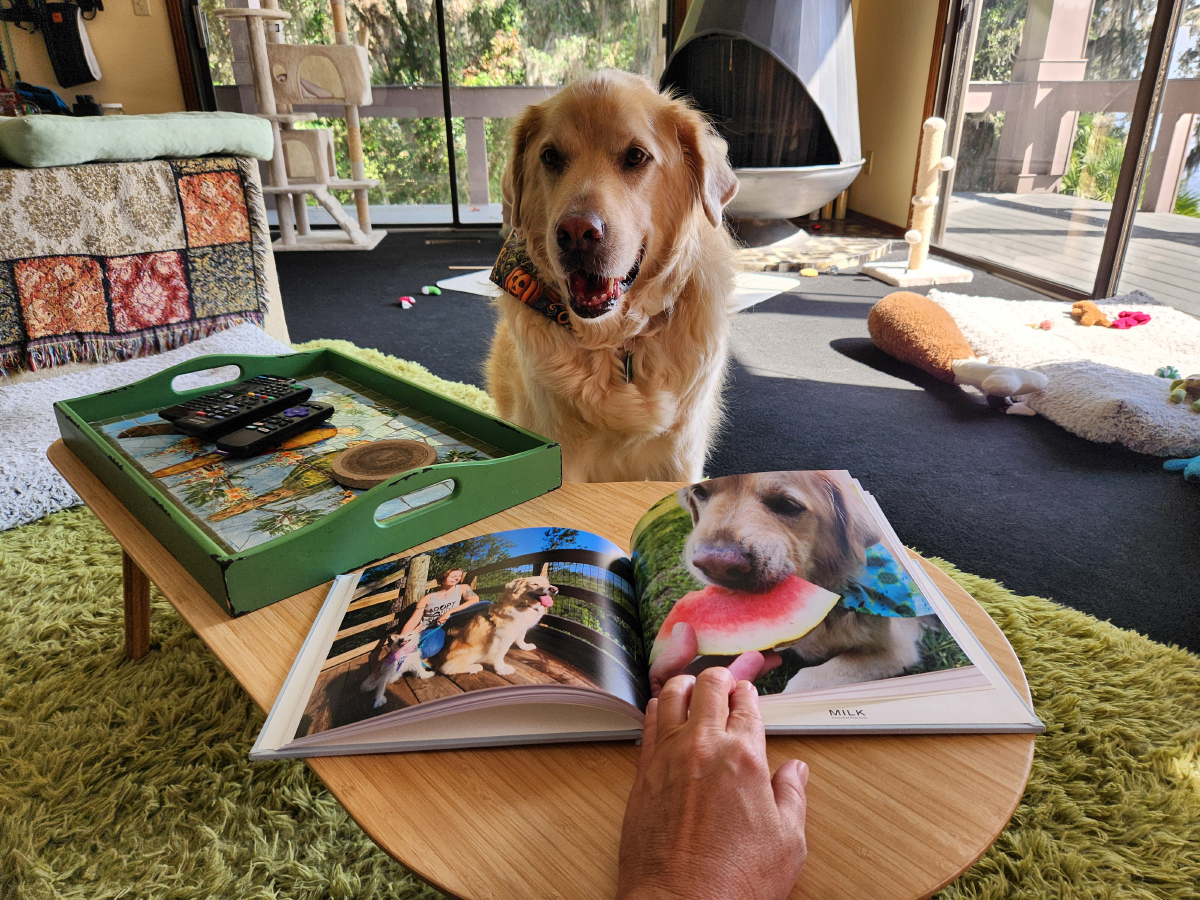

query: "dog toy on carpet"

left=1111, top=310, right=1151, bottom=329
left=1167, top=376, right=1200, bottom=410
left=1163, top=455, right=1200, bottom=481
left=1071, top=301, right=1111, bottom=327
left=867, top=291, right=1049, bottom=415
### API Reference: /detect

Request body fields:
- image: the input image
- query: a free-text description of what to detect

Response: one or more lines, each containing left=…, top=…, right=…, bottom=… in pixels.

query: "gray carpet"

left=278, top=229, right=1200, bottom=655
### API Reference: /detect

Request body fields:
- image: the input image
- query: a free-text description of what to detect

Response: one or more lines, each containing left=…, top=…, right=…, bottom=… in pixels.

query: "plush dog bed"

left=929, top=290, right=1200, bottom=457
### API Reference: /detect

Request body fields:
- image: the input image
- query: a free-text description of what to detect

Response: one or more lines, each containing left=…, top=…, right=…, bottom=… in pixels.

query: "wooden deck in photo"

left=299, top=643, right=605, bottom=737
left=941, top=192, right=1200, bottom=317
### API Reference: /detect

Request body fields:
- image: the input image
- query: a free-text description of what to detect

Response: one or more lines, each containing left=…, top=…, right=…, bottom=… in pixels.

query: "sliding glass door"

left=202, top=0, right=665, bottom=226
left=441, top=0, right=664, bottom=224
left=1116, top=1, right=1200, bottom=316
left=935, top=0, right=1197, bottom=306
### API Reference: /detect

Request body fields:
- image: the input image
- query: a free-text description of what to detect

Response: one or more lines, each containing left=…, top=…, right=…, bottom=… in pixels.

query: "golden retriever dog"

left=436, top=576, right=558, bottom=676
left=674, top=473, right=932, bottom=692
left=486, top=70, right=739, bottom=482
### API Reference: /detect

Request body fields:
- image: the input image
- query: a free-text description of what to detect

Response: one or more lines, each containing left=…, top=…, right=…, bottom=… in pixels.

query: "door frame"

left=927, top=0, right=1187, bottom=301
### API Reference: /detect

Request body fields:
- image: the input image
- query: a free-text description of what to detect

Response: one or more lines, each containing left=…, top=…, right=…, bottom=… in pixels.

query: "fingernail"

left=797, top=760, right=809, bottom=788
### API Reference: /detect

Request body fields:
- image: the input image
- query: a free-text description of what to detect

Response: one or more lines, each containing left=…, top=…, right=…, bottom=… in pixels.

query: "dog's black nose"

left=556, top=214, right=604, bottom=254
left=692, top=545, right=754, bottom=587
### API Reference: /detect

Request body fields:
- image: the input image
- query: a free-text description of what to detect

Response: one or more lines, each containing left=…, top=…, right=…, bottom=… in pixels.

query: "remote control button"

left=284, top=406, right=310, bottom=417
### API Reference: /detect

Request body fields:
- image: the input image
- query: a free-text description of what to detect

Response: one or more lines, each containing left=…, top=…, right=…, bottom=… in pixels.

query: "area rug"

left=0, top=323, right=292, bottom=532
left=930, top=289, right=1200, bottom=457
left=1, top=345, right=1197, bottom=900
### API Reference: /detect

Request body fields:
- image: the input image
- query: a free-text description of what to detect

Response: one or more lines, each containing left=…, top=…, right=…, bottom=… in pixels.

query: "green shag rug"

left=2, top=344, right=1199, bottom=899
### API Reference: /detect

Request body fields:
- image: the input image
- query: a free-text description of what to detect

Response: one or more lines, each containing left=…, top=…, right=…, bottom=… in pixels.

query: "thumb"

left=772, top=759, right=809, bottom=837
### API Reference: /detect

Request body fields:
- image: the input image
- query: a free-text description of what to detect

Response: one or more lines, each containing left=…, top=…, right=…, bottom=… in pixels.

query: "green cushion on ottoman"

left=0, top=111, right=273, bottom=168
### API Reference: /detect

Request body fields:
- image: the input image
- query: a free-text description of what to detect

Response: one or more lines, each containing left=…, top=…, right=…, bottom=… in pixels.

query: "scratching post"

left=863, top=117, right=973, bottom=287
left=216, top=0, right=384, bottom=251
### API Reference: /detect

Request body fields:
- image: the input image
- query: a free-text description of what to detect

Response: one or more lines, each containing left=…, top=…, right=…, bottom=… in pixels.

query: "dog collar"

left=491, top=232, right=637, bottom=383
left=490, top=232, right=573, bottom=329
left=838, top=543, right=935, bottom=617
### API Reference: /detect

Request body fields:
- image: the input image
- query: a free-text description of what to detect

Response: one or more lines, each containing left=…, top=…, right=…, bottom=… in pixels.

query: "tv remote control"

left=214, top=401, right=336, bottom=457
left=162, top=375, right=313, bottom=441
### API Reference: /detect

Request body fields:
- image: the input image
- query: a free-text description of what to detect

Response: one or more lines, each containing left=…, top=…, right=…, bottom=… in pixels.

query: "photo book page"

left=630, top=471, right=1041, bottom=733
left=253, top=526, right=651, bottom=758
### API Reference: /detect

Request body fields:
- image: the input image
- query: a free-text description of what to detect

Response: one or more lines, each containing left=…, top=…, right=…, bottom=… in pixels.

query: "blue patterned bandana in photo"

left=837, top=542, right=934, bottom=617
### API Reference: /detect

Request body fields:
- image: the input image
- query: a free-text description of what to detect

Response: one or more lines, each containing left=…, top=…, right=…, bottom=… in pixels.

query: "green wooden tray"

left=54, top=348, right=562, bottom=615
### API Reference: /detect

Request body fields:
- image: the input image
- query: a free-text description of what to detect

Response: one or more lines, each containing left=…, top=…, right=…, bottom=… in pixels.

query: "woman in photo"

left=400, top=568, right=483, bottom=658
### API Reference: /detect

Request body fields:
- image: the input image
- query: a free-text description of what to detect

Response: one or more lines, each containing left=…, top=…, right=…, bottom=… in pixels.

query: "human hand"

left=437, top=611, right=450, bottom=624
left=616, top=668, right=809, bottom=900
left=648, top=622, right=781, bottom=698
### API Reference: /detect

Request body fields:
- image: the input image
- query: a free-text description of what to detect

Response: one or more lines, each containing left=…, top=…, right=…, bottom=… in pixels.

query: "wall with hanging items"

left=3, top=0, right=183, bottom=112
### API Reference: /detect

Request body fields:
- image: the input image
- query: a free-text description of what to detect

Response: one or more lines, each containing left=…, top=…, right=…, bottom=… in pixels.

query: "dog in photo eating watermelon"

left=649, top=472, right=934, bottom=696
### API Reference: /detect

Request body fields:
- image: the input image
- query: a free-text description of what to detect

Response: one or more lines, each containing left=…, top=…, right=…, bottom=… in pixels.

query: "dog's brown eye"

left=692, top=483, right=710, bottom=501
left=541, top=146, right=564, bottom=169
left=624, top=146, right=649, bottom=169
left=765, top=495, right=806, bottom=517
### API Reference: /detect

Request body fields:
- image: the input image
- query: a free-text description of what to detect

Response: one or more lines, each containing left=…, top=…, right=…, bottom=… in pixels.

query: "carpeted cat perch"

left=1, top=344, right=1198, bottom=899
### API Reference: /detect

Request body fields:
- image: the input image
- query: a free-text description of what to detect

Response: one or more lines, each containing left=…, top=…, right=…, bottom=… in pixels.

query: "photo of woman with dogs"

left=631, top=471, right=973, bottom=698
left=294, top=527, right=648, bottom=738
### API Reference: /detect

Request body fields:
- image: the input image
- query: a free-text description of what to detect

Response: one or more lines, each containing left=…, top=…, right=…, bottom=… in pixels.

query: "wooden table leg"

left=122, top=550, right=151, bottom=660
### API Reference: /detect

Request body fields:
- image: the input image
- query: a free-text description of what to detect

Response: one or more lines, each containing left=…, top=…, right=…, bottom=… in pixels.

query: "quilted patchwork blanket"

left=0, top=156, right=271, bottom=372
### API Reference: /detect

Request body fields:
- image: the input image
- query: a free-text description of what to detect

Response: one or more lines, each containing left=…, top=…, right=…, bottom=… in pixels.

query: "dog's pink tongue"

left=540, top=596, right=554, bottom=608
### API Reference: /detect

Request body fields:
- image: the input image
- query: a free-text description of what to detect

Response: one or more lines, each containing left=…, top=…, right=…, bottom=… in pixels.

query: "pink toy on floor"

left=1111, top=310, right=1151, bottom=329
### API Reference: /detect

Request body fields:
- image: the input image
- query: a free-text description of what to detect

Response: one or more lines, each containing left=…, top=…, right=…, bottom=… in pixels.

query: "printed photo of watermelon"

left=631, top=473, right=971, bottom=696
left=647, top=576, right=840, bottom=664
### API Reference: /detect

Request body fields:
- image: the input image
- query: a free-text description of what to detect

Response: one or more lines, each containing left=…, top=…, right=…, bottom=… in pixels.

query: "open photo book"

left=252, top=470, right=1043, bottom=758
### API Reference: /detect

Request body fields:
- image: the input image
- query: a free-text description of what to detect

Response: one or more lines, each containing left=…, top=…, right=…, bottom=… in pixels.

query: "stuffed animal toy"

left=1071, top=301, right=1111, bottom=327
left=867, top=291, right=1048, bottom=415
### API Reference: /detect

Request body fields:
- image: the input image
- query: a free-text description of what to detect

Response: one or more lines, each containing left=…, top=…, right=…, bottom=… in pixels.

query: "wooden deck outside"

left=299, top=642, right=605, bottom=737
left=940, top=192, right=1200, bottom=317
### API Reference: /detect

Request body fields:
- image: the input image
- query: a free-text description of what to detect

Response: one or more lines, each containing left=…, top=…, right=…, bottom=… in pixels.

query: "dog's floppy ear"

left=676, top=485, right=703, bottom=524
left=812, top=475, right=882, bottom=589
left=673, top=106, right=738, bottom=228
left=505, top=105, right=543, bottom=233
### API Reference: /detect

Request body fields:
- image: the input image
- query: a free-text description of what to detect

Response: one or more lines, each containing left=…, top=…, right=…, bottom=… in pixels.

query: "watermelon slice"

left=649, top=576, right=841, bottom=664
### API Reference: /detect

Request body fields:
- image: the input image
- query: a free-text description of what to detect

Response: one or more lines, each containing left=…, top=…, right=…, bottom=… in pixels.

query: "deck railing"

left=964, top=77, right=1200, bottom=213
left=215, top=83, right=558, bottom=207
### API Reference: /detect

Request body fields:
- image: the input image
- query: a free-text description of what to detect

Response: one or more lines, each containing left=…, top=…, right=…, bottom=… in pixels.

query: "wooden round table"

left=49, top=447, right=1035, bottom=900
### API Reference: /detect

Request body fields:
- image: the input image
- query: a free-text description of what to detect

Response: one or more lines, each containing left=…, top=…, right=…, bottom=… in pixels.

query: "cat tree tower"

left=216, top=0, right=385, bottom=251
left=862, top=117, right=972, bottom=286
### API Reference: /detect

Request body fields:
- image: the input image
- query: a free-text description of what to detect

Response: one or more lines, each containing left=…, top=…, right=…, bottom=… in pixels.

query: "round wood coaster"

left=331, top=440, right=439, bottom=489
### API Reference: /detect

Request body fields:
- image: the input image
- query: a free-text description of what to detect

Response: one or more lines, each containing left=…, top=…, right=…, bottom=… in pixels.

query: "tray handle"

left=361, top=464, right=463, bottom=530
left=155, top=352, right=297, bottom=396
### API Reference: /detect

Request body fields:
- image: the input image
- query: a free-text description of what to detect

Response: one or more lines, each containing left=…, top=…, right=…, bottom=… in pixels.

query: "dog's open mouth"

left=565, top=252, right=642, bottom=319
left=526, top=590, right=555, bottom=608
